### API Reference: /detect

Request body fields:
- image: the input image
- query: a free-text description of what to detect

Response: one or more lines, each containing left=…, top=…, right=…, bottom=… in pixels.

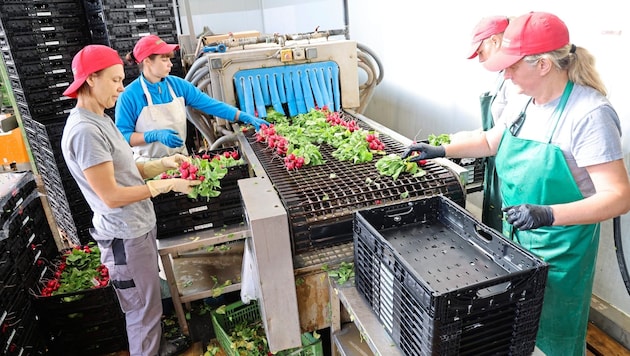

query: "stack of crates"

left=0, top=0, right=185, bottom=245
left=0, top=0, right=97, bottom=245
left=152, top=147, right=248, bottom=239
left=353, top=196, right=549, bottom=356
left=88, top=0, right=184, bottom=88
left=0, top=171, right=58, bottom=355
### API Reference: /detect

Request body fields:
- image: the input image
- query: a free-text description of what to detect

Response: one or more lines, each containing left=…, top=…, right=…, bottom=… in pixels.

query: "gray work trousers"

left=94, top=227, right=162, bottom=356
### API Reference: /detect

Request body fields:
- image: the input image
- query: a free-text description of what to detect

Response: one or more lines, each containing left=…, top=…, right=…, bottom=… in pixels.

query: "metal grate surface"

left=243, top=112, right=465, bottom=254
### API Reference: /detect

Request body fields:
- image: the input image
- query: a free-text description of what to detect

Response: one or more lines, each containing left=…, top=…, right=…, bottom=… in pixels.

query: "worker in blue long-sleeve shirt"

left=115, top=35, right=269, bottom=161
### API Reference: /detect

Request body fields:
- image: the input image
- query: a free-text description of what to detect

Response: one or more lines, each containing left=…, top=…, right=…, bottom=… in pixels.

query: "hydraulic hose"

left=613, top=216, right=630, bottom=295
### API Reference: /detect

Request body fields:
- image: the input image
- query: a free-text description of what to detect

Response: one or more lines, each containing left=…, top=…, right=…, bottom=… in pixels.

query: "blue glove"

left=239, top=112, right=270, bottom=131
left=144, top=129, right=184, bottom=148
left=401, top=143, right=445, bottom=162
left=502, top=204, right=554, bottom=230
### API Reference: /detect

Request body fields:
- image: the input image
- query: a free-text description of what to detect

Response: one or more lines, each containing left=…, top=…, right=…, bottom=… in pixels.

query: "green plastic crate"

left=211, top=300, right=323, bottom=356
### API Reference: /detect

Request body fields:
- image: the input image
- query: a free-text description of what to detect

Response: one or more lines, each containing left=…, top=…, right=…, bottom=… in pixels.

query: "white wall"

left=175, top=0, right=630, bottom=323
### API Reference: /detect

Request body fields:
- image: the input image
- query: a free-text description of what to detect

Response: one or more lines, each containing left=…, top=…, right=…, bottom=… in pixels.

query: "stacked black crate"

left=0, top=171, right=57, bottom=356
left=0, top=1, right=95, bottom=246
left=98, top=0, right=184, bottom=89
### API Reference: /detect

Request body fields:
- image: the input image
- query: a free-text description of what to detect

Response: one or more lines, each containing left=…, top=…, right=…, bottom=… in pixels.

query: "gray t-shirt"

left=61, top=107, right=156, bottom=239
left=500, top=84, right=622, bottom=198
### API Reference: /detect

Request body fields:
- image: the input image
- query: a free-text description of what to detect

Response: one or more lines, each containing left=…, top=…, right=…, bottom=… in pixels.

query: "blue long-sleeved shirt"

left=115, top=74, right=238, bottom=143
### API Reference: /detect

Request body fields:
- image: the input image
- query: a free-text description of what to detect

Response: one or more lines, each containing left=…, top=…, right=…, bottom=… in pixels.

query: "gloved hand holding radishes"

left=146, top=179, right=201, bottom=197
left=142, top=154, right=190, bottom=178
left=502, top=204, right=554, bottom=230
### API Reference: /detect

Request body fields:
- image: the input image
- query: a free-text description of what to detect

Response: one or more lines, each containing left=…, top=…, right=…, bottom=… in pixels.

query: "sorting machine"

left=173, top=30, right=473, bottom=352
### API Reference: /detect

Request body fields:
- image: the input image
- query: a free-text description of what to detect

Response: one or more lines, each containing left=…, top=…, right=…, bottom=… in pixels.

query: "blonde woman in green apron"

left=403, top=12, right=630, bottom=356
left=115, top=35, right=269, bottom=161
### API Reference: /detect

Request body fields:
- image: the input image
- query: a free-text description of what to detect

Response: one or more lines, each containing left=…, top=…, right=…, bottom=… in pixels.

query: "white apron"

left=133, top=77, right=187, bottom=161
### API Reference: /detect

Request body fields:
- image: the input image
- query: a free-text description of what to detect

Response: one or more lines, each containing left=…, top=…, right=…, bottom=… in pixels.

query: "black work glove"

left=502, top=204, right=554, bottom=230
left=401, top=143, right=446, bottom=162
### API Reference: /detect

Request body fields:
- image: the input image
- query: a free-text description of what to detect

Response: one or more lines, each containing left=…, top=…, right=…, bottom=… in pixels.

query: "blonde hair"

left=524, top=44, right=607, bottom=96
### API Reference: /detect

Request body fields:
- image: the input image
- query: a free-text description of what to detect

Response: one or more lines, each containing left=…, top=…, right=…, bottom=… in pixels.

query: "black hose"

left=613, top=216, right=630, bottom=295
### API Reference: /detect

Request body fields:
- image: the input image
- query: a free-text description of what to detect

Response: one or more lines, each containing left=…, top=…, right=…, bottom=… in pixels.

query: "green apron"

left=495, top=81, right=599, bottom=356
left=479, top=76, right=505, bottom=231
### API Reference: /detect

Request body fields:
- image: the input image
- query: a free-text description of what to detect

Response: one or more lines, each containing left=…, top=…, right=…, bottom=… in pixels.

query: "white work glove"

left=143, top=154, right=190, bottom=178
left=146, top=179, right=201, bottom=197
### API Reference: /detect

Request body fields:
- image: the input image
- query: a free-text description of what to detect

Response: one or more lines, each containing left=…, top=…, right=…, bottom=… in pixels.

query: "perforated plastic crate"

left=212, top=300, right=323, bottom=356
left=354, top=196, right=549, bottom=356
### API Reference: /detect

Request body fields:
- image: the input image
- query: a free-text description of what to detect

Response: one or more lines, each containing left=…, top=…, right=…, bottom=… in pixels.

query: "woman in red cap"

left=403, top=11, right=630, bottom=355
left=460, top=15, right=531, bottom=232
left=61, top=44, right=199, bottom=356
left=114, top=34, right=269, bottom=161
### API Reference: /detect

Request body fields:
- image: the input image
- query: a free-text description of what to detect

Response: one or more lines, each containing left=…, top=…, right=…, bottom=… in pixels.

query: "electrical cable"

left=613, top=216, right=630, bottom=295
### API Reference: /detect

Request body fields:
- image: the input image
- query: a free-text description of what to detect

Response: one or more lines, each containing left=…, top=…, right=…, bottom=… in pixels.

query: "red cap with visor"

left=63, top=45, right=123, bottom=99
left=133, top=35, right=179, bottom=63
left=467, top=16, right=510, bottom=59
left=483, top=12, right=570, bottom=71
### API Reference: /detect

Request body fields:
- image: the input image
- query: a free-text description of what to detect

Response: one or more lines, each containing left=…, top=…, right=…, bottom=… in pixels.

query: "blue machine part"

left=233, top=61, right=341, bottom=118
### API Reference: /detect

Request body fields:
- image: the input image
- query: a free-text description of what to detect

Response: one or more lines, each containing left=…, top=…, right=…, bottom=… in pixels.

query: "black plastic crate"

left=156, top=204, right=244, bottom=239
left=102, top=0, right=171, bottom=9
left=45, top=318, right=128, bottom=356
left=0, top=1, right=86, bottom=18
left=104, top=6, right=174, bottom=24
left=106, top=21, right=175, bottom=38
left=9, top=71, right=74, bottom=92
left=1, top=16, right=88, bottom=34
left=354, top=196, right=549, bottom=356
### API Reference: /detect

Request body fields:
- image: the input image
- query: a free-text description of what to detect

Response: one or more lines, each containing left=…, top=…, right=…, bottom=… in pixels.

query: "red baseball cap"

left=483, top=12, right=570, bottom=71
left=63, top=45, right=123, bottom=98
left=467, top=16, right=509, bottom=59
left=133, top=35, right=179, bottom=63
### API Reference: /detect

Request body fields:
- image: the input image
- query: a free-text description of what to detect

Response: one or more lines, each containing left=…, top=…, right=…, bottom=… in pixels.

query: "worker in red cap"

left=61, top=44, right=199, bottom=356
left=115, top=34, right=269, bottom=161
left=403, top=12, right=630, bottom=355
left=460, top=15, right=518, bottom=232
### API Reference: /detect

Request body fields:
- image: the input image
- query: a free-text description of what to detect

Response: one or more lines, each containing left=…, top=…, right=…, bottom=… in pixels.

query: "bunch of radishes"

left=39, top=243, right=110, bottom=297
left=325, top=111, right=359, bottom=132
left=255, top=124, right=307, bottom=171
left=365, top=133, right=385, bottom=151
left=284, top=153, right=306, bottom=170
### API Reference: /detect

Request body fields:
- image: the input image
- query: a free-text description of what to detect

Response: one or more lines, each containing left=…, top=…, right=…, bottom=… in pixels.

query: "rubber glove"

left=144, top=129, right=184, bottom=148
left=143, top=154, right=190, bottom=179
left=146, top=179, right=201, bottom=197
left=239, top=112, right=270, bottom=131
left=502, top=204, right=554, bottom=230
left=401, top=143, right=446, bottom=162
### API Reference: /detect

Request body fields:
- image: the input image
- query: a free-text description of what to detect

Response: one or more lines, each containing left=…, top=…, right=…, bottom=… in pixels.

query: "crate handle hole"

left=474, top=224, right=494, bottom=242
left=476, top=281, right=511, bottom=298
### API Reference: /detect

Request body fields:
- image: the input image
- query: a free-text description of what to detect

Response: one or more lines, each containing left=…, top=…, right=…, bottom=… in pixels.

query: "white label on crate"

left=36, top=11, right=52, bottom=16
left=139, top=32, right=150, bottom=37
left=194, top=223, right=214, bottom=230
left=133, top=4, right=147, bottom=8
left=15, top=197, right=23, bottom=208
left=0, top=311, right=6, bottom=325
left=44, top=41, right=60, bottom=46
left=189, top=206, right=208, bottom=214
left=39, top=266, right=48, bottom=280
left=55, top=82, right=70, bottom=88
left=34, top=250, right=41, bottom=263
left=28, top=233, right=35, bottom=245
left=52, top=69, right=67, bottom=74
left=22, top=215, right=30, bottom=227
left=48, top=55, right=62, bottom=60
left=135, top=18, right=149, bottom=23
left=41, top=26, right=55, bottom=31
